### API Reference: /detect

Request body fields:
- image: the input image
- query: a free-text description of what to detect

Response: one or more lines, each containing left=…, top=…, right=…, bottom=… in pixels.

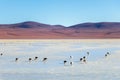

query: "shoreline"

left=0, top=39, right=119, bottom=43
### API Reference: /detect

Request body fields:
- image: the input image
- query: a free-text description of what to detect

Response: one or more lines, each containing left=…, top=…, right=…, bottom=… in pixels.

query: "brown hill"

left=0, top=21, right=120, bottom=39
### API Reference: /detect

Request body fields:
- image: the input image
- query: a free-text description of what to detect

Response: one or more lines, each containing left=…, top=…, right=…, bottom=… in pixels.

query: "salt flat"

left=0, top=39, right=120, bottom=80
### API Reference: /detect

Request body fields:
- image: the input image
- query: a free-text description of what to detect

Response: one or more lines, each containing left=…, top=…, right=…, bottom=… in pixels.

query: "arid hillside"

left=0, top=21, right=120, bottom=39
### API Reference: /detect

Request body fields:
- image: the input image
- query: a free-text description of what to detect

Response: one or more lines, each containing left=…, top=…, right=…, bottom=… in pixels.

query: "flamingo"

left=29, top=58, right=32, bottom=62
left=83, top=56, right=86, bottom=59
left=70, top=62, right=73, bottom=66
left=107, top=52, right=110, bottom=55
left=15, top=58, right=18, bottom=62
left=64, top=60, right=67, bottom=65
left=0, top=53, right=3, bottom=56
left=83, top=59, right=86, bottom=63
left=42, top=58, right=47, bottom=62
left=105, top=54, right=107, bottom=57
left=70, top=56, right=72, bottom=59
left=87, top=52, right=89, bottom=55
left=80, top=58, right=83, bottom=61
left=34, top=56, right=38, bottom=60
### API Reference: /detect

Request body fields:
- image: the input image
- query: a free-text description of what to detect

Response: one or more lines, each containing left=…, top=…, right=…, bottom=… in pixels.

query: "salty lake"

left=0, top=39, right=120, bottom=80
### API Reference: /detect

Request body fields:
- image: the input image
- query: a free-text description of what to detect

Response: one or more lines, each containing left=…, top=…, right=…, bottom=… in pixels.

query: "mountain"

left=68, top=22, right=120, bottom=38
left=69, top=22, right=120, bottom=29
left=0, top=21, right=120, bottom=39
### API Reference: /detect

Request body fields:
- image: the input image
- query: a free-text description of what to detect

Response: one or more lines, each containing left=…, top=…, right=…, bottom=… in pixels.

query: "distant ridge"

left=0, top=21, right=120, bottom=39
left=69, top=22, right=120, bottom=29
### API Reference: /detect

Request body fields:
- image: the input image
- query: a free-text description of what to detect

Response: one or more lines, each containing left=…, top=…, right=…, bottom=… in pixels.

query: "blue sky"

left=0, top=0, right=120, bottom=26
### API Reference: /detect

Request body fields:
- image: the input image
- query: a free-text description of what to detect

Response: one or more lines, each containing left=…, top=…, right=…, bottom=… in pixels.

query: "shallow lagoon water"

left=0, top=39, right=120, bottom=80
